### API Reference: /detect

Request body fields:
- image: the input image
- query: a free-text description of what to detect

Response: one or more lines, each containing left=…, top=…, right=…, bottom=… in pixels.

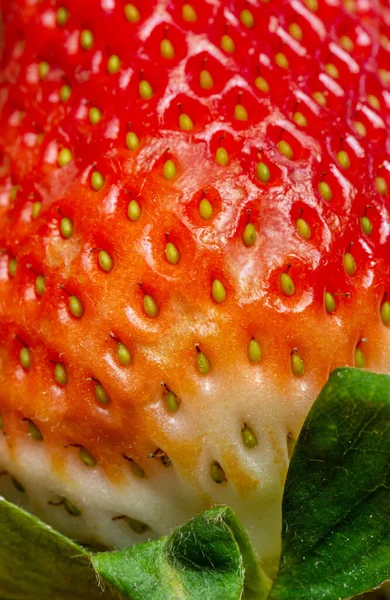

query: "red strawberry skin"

left=0, top=0, right=390, bottom=575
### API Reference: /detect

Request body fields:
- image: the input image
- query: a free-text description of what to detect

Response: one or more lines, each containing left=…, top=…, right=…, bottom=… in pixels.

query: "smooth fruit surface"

left=0, top=0, right=390, bottom=575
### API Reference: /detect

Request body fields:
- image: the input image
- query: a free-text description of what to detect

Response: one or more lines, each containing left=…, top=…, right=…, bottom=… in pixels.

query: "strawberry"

left=0, top=0, right=390, bottom=578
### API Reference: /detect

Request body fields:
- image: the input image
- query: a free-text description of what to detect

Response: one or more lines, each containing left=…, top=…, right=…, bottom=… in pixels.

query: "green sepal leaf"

left=269, top=368, right=390, bottom=600
left=0, top=496, right=113, bottom=600
left=92, top=505, right=271, bottom=600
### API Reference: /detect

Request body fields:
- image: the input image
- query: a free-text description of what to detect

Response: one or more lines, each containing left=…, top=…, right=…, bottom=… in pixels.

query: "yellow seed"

left=289, top=22, right=303, bottom=41
left=291, top=352, right=304, bottom=376
left=165, top=390, right=179, bottom=412
left=182, top=4, right=197, bottom=22
left=211, top=279, right=226, bottom=304
left=197, top=349, right=210, bottom=374
left=318, top=181, right=332, bottom=201
left=360, top=216, right=372, bottom=235
left=139, top=80, right=153, bottom=100
left=144, top=294, right=158, bottom=317
left=380, top=301, right=390, bottom=325
left=60, top=84, right=72, bottom=103
left=293, top=111, right=307, bottom=127
left=305, top=0, right=318, bottom=10
left=60, top=217, right=73, bottom=238
left=58, top=147, right=72, bottom=167
left=337, top=150, right=350, bottom=169
left=234, top=104, right=248, bottom=121
left=312, top=91, right=327, bottom=106
left=255, top=76, right=269, bottom=93
left=242, top=425, right=258, bottom=448
left=11, top=477, right=25, bottom=492
left=275, top=52, right=289, bottom=69
left=107, top=55, right=121, bottom=74
left=91, top=171, right=104, bottom=191
left=200, top=70, right=213, bottom=90
left=35, top=275, right=46, bottom=296
left=69, top=295, right=84, bottom=318
left=380, top=33, right=390, bottom=49
left=355, top=347, right=365, bottom=368
left=280, top=272, right=295, bottom=296
left=28, top=421, right=43, bottom=441
left=126, top=517, right=149, bottom=533
left=368, top=94, right=380, bottom=110
left=95, top=384, right=111, bottom=405
left=8, top=257, right=17, bottom=278
left=325, top=63, right=339, bottom=79
left=379, top=69, right=390, bottom=86
left=10, top=185, right=18, bottom=201
left=179, top=113, right=193, bottom=131
left=376, top=176, right=387, bottom=196
left=163, top=159, right=176, bottom=180
left=79, top=447, right=97, bottom=467
left=165, top=242, right=180, bottom=265
left=32, top=201, right=41, bottom=219
left=221, top=34, right=235, bottom=54
left=199, top=198, right=213, bottom=220
left=248, top=338, right=261, bottom=363
left=98, top=250, right=114, bottom=272
left=56, top=6, right=69, bottom=26
left=54, top=363, right=68, bottom=385
left=128, top=199, right=141, bottom=221
left=215, top=147, right=229, bottom=166
left=344, top=252, right=356, bottom=276
left=243, top=223, right=257, bottom=247
left=131, top=461, right=144, bottom=477
left=296, top=217, right=311, bottom=239
left=124, top=3, right=140, bottom=23
left=126, top=131, right=140, bottom=150
left=80, top=29, right=94, bottom=50
left=287, top=434, right=296, bottom=458
left=63, top=498, right=81, bottom=516
left=354, top=121, right=366, bottom=137
left=117, top=342, right=132, bottom=365
left=210, top=461, right=226, bottom=483
left=256, top=162, right=270, bottom=182
left=240, top=8, right=254, bottom=28
left=340, top=35, right=354, bottom=51
left=20, top=347, right=31, bottom=370
left=278, top=140, right=294, bottom=160
left=160, top=39, right=175, bottom=59
left=324, top=291, right=336, bottom=314
left=39, top=61, right=50, bottom=79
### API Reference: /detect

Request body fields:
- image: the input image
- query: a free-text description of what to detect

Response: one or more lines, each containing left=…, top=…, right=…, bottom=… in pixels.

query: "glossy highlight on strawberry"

left=0, top=0, right=389, bottom=576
